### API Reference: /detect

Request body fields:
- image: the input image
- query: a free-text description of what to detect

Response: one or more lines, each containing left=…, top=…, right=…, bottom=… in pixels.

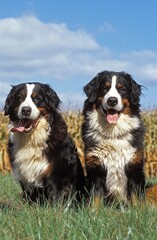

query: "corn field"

left=0, top=114, right=11, bottom=173
left=142, top=110, right=157, bottom=177
left=0, top=110, right=157, bottom=177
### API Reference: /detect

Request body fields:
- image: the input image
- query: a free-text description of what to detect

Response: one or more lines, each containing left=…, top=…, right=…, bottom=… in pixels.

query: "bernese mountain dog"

left=4, top=82, right=85, bottom=204
left=82, top=71, right=145, bottom=204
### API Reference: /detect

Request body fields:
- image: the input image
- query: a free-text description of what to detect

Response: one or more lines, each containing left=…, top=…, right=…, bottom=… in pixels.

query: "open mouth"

left=106, top=109, right=119, bottom=124
left=11, top=118, right=39, bottom=133
left=101, top=107, right=121, bottom=124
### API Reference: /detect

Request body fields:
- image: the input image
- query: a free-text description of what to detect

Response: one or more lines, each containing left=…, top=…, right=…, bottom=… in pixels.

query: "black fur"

left=4, top=82, right=85, bottom=204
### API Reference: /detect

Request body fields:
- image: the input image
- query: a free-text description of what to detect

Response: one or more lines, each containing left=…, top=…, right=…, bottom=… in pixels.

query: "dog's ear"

left=130, top=79, right=141, bottom=105
left=3, top=86, right=15, bottom=116
left=44, top=84, right=61, bottom=110
left=83, top=74, right=102, bottom=102
left=121, top=72, right=142, bottom=105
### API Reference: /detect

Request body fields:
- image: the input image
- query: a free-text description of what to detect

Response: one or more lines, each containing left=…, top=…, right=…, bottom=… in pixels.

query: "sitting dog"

left=4, top=82, right=85, bottom=204
left=82, top=71, right=145, bottom=204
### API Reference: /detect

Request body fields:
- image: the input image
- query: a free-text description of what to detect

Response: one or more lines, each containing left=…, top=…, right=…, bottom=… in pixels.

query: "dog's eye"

left=16, top=95, right=23, bottom=101
left=104, top=86, right=110, bottom=93
left=36, top=96, right=42, bottom=101
left=118, top=87, right=127, bottom=94
left=33, top=95, right=43, bottom=102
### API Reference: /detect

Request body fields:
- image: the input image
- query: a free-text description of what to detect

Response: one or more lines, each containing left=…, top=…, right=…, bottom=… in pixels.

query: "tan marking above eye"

left=31, top=92, right=37, bottom=98
left=117, top=83, right=123, bottom=89
left=104, top=81, right=111, bottom=88
left=19, top=89, right=26, bottom=97
left=98, top=96, right=104, bottom=101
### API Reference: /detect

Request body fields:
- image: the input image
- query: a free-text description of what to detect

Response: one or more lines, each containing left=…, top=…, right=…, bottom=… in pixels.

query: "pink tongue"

left=12, top=126, right=25, bottom=132
left=11, top=119, right=32, bottom=133
left=107, top=113, right=119, bottom=124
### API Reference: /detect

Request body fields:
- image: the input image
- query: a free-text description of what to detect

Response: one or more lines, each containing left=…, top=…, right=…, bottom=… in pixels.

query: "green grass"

left=1, top=174, right=157, bottom=239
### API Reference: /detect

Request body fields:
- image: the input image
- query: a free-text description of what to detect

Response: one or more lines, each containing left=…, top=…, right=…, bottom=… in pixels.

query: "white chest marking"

left=10, top=117, right=50, bottom=187
left=85, top=110, right=140, bottom=201
left=90, top=137, right=135, bottom=201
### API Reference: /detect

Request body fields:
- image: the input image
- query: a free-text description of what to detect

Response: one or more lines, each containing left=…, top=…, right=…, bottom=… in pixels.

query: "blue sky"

left=0, top=0, right=157, bottom=110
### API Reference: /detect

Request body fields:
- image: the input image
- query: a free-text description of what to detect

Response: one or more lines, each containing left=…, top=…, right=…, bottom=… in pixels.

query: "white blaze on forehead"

left=109, top=75, right=117, bottom=94
left=102, top=75, right=123, bottom=112
left=22, top=84, right=35, bottom=107
left=107, top=75, right=118, bottom=98
left=26, top=84, right=35, bottom=98
left=18, top=84, right=40, bottom=120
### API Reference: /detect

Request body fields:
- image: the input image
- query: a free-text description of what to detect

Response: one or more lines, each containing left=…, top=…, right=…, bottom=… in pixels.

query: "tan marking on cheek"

left=122, top=98, right=130, bottom=108
left=38, top=107, right=47, bottom=115
left=122, top=98, right=131, bottom=115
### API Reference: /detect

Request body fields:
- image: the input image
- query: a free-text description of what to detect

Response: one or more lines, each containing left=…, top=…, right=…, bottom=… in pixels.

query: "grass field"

left=0, top=174, right=157, bottom=240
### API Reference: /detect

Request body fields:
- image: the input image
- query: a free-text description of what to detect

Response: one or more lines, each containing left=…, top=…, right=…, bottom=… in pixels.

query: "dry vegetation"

left=142, top=110, right=157, bottom=177
left=0, top=114, right=10, bottom=173
left=0, top=110, right=157, bottom=177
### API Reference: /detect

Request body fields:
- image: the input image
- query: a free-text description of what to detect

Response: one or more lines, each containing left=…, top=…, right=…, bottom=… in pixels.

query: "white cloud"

left=0, top=15, right=102, bottom=81
left=119, top=50, right=157, bottom=82
left=0, top=15, right=157, bottom=109
left=0, top=15, right=157, bottom=83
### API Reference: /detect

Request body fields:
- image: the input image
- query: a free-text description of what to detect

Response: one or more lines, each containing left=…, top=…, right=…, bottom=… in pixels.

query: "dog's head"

left=84, top=71, right=142, bottom=124
left=4, top=82, right=61, bottom=133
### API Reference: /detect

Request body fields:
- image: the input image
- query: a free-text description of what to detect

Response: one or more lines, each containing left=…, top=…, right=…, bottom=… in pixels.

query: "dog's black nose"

left=21, top=106, right=31, bottom=116
left=107, top=97, right=118, bottom=107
